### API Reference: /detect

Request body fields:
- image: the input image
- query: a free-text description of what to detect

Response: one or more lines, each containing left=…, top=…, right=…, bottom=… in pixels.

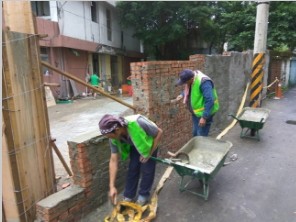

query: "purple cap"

left=176, top=69, right=194, bottom=86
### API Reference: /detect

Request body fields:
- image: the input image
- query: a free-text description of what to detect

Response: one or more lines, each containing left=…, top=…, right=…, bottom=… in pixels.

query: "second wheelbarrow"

left=229, top=107, right=271, bottom=141
left=152, top=136, right=232, bottom=200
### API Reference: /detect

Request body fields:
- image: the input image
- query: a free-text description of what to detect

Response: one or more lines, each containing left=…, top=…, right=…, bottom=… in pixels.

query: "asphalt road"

left=85, top=87, right=296, bottom=222
left=49, top=88, right=296, bottom=222
left=153, top=87, right=296, bottom=222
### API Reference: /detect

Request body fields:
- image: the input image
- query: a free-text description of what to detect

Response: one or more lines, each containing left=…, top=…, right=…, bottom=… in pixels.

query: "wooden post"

left=50, top=139, right=73, bottom=177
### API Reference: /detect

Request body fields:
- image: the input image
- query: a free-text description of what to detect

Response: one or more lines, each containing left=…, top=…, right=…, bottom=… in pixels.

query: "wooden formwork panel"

left=2, top=30, right=56, bottom=222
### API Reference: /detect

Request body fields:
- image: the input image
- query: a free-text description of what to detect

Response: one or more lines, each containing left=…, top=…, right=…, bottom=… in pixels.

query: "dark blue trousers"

left=123, top=146, right=157, bottom=199
left=192, top=114, right=213, bottom=136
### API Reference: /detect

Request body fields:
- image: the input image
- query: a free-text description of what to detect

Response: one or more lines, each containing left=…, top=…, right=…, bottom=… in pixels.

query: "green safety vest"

left=90, top=74, right=99, bottom=86
left=111, top=115, right=155, bottom=160
left=191, top=71, right=219, bottom=117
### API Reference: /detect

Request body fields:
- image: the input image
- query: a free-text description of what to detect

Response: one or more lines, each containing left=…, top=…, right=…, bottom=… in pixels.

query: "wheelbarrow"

left=229, top=107, right=271, bottom=141
left=151, top=137, right=232, bottom=200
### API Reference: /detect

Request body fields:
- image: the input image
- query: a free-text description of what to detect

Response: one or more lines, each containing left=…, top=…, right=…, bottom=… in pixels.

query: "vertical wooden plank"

left=2, top=1, right=36, bottom=34
left=2, top=30, right=28, bottom=222
left=3, top=1, right=57, bottom=220
left=2, top=120, right=20, bottom=221
left=2, top=29, right=56, bottom=222
left=30, top=8, right=56, bottom=193
left=28, top=34, right=56, bottom=194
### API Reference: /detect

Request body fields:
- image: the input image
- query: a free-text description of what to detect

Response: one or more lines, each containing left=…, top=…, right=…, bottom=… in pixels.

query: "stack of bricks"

left=130, top=57, right=206, bottom=156
left=36, top=135, right=128, bottom=221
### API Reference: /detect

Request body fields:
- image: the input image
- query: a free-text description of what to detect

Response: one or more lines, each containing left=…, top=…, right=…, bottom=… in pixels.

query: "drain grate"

left=286, top=120, right=296, bottom=125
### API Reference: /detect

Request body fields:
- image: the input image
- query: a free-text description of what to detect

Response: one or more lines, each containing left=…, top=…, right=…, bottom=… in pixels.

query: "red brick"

left=77, top=151, right=89, bottom=159
left=58, top=210, right=69, bottom=221
left=79, top=179, right=92, bottom=188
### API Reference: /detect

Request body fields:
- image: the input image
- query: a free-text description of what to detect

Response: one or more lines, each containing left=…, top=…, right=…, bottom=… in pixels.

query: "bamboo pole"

left=41, top=61, right=136, bottom=111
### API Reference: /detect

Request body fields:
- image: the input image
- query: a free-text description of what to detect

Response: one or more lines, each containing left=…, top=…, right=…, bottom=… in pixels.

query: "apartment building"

left=33, top=1, right=144, bottom=99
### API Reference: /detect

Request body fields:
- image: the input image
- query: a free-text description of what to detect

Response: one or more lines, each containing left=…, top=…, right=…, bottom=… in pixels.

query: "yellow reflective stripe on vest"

left=193, top=107, right=205, bottom=113
left=193, top=98, right=219, bottom=113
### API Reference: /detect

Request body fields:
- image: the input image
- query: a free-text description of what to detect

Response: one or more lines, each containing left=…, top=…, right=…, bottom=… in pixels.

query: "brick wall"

left=69, top=136, right=128, bottom=206
left=36, top=135, right=128, bottom=222
left=269, top=58, right=283, bottom=93
left=130, top=58, right=206, bottom=156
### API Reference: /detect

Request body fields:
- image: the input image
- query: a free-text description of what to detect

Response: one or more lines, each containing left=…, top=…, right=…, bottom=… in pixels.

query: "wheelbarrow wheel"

left=250, top=129, right=256, bottom=136
left=199, top=179, right=203, bottom=185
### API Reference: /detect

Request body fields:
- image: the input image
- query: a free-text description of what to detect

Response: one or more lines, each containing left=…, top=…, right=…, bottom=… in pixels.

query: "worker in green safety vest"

left=89, top=73, right=100, bottom=99
left=172, top=69, right=219, bottom=136
left=99, top=114, right=163, bottom=206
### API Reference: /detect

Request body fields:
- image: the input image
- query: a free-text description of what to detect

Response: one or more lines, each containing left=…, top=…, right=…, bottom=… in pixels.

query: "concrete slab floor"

left=48, top=95, right=133, bottom=191
left=82, top=87, right=296, bottom=222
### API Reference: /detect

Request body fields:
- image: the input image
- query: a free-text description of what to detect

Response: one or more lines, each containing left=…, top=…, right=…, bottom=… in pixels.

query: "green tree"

left=216, top=1, right=296, bottom=52
left=116, top=1, right=215, bottom=60
left=268, top=2, right=296, bottom=52
left=116, top=1, right=296, bottom=59
left=211, top=1, right=256, bottom=52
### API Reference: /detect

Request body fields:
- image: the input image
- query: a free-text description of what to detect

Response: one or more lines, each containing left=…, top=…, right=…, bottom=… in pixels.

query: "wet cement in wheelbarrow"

left=238, top=108, right=270, bottom=122
left=177, top=137, right=232, bottom=174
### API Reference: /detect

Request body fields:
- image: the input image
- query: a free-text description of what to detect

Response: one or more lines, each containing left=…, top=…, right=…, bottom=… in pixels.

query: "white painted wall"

left=50, top=1, right=58, bottom=22
left=51, top=1, right=140, bottom=52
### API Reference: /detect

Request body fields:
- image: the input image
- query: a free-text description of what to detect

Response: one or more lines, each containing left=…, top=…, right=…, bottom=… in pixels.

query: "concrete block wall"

left=36, top=134, right=128, bottom=221
left=204, top=51, right=253, bottom=131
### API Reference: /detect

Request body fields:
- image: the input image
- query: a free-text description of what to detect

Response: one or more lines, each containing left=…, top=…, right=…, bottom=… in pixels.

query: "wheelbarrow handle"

left=228, top=114, right=240, bottom=121
left=150, top=156, right=172, bottom=166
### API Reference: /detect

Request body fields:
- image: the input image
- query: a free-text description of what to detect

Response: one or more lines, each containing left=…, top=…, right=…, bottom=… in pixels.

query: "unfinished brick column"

left=36, top=135, right=128, bottom=221
left=68, top=135, right=128, bottom=209
left=130, top=59, right=205, bottom=156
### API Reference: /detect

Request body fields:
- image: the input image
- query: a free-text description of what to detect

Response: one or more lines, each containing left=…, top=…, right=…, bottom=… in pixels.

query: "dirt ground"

left=47, top=94, right=133, bottom=191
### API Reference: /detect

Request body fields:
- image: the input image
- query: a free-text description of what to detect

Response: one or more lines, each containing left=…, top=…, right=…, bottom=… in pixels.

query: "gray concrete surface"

left=48, top=88, right=296, bottom=222
left=151, top=87, right=296, bottom=222
left=82, top=87, right=296, bottom=222
left=48, top=95, right=133, bottom=189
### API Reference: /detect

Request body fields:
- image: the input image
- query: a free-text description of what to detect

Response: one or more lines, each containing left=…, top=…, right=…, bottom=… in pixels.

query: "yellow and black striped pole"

left=249, top=53, right=265, bottom=108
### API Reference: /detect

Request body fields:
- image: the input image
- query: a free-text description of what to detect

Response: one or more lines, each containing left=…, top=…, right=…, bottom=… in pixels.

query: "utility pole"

left=249, top=1, right=270, bottom=108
